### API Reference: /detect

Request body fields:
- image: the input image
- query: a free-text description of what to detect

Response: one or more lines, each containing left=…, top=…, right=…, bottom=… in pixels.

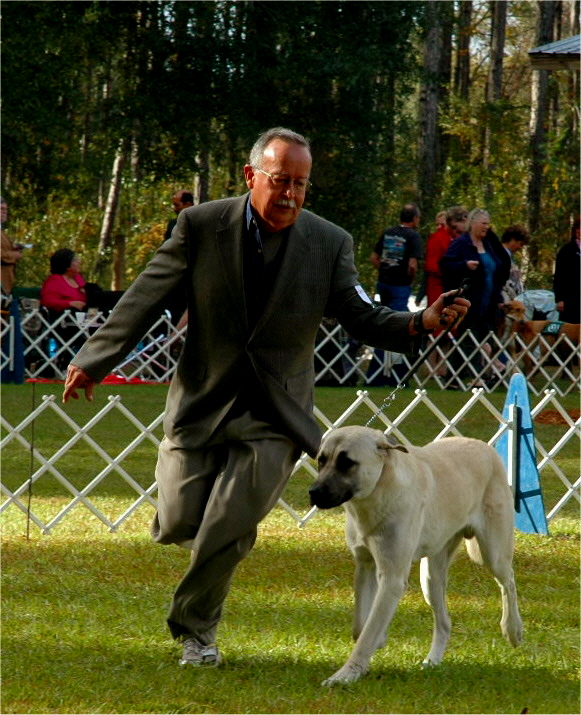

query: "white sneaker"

left=179, top=637, right=222, bottom=667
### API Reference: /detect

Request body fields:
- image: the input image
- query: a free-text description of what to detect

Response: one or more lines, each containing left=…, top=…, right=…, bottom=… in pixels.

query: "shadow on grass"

left=2, top=631, right=578, bottom=715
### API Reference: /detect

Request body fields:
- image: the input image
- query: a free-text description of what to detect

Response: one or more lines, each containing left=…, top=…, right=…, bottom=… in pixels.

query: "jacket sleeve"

left=331, top=286, right=418, bottom=354
left=71, top=216, right=189, bottom=381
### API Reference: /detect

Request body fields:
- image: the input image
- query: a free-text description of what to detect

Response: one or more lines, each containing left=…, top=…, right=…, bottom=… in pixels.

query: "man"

left=370, top=203, right=423, bottom=310
left=499, top=225, right=530, bottom=302
left=164, top=190, right=194, bottom=241
left=63, top=127, right=468, bottom=668
left=163, top=190, right=194, bottom=324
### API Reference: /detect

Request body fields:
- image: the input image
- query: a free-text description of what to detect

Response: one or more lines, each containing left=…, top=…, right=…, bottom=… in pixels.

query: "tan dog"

left=309, top=426, right=523, bottom=686
left=499, top=301, right=580, bottom=374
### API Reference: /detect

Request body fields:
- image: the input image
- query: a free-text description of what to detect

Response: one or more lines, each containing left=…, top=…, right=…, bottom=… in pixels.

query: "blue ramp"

left=496, top=373, right=549, bottom=535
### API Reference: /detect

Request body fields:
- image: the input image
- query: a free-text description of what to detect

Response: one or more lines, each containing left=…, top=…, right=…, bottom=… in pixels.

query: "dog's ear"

left=376, top=432, right=408, bottom=454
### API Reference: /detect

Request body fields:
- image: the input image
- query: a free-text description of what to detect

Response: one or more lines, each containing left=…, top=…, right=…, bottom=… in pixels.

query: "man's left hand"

left=421, top=292, right=470, bottom=331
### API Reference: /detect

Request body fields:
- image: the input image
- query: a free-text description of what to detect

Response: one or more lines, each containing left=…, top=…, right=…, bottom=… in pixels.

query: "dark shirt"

left=373, top=225, right=422, bottom=286
left=244, top=198, right=288, bottom=328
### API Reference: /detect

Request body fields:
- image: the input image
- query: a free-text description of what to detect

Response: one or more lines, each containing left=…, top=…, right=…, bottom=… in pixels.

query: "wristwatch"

left=412, top=309, right=432, bottom=334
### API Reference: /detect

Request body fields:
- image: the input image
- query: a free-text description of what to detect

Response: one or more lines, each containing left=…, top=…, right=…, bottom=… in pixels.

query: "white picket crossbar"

left=2, top=306, right=580, bottom=395
left=2, top=386, right=579, bottom=534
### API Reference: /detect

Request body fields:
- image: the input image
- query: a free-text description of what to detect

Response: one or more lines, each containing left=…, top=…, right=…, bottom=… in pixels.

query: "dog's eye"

left=318, top=454, right=327, bottom=468
left=337, top=451, right=356, bottom=472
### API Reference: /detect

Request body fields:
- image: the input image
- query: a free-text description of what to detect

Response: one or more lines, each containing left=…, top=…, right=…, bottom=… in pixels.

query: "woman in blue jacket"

left=440, top=208, right=508, bottom=385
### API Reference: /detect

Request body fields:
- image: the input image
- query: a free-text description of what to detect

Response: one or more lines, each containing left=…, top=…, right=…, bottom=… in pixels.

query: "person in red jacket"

left=425, top=206, right=468, bottom=307
left=40, top=248, right=87, bottom=315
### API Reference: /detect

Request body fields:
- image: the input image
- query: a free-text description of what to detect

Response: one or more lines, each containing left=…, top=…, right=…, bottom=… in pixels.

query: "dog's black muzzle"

left=309, top=482, right=353, bottom=509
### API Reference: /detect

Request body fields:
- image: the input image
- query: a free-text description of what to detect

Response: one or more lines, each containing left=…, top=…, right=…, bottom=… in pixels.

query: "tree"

left=417, top=1, right=454, bottom=217
left=527, top=0, right=557, bottom=235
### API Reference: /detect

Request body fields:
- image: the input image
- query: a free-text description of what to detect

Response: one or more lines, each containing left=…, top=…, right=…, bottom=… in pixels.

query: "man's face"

left=244, top=139, right=312, bottom=232
left=0, top=202, right=7, bottom=225
left=172, top=195, right=190, bottom=214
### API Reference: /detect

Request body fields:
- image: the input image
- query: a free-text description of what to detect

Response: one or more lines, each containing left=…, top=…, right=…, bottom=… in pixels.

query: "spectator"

left=164, top=190, right=194, bottom=242
left=500, top=225, right=530, bottom=302
left=40, top=249, right=87, bottom=315
left=163, top=190, right=194, bottom=326
left=0, top=197, right=23, bottom=299
left=441, top=208, right=506, bottom=386
left=425, top=206, right=468, bottom=307
left=62, top=127, right=469, bottom=669
left=553, top=216, right=580, bottom=324
left=370, top=203, right=423, bottom=310
left=422, top=205, right=468, bottom=381
left=0, top=197, right=25, bottom=383
left=40, top=249, right=88, bottom=372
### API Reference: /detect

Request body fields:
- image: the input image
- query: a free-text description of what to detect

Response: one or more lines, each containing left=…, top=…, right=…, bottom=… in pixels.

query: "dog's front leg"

left=352, top=548, right=377, bottom=642
left=322, top=572, right=406, bottom=686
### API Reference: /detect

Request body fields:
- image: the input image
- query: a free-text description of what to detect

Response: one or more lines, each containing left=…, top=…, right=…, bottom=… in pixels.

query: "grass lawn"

left=2, top=382, right=580, bottom=713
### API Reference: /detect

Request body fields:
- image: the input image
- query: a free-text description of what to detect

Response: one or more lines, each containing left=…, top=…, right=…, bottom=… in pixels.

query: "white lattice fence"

left=3, top=307, right=580, bottom=395
left=2, top=387, right=579, bottom=534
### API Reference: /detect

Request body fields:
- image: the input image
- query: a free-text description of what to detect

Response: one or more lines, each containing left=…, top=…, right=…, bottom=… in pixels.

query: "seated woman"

left=40, top=248, right=87, bottom=316
left=40, top=248, right=87, bottom=371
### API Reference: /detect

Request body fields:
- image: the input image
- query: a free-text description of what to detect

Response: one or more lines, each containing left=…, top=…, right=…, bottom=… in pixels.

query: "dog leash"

left=365, top=279, right=470, bottom=427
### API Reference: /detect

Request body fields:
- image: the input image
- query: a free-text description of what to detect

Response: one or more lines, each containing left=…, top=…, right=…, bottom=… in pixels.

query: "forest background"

left=2, top=0, right=579, bottom=296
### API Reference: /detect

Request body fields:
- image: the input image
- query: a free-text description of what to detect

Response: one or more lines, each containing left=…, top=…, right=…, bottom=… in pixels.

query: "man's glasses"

left=254, top=169, right=311, bottom=194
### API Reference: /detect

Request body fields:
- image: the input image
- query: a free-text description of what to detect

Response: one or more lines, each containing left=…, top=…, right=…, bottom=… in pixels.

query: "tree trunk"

left=418, top=2, right=452, bottom=217
left=527, top=0, right=556, bottom=236
left=93, top=140, right=127, bottom=283
left=112, top=233, right=125, bottom=291
left=454, top=1, right=472, bottom=100
left=487, top=0, right=507, bottom=102
left=483, top=0, right=507, bottom=202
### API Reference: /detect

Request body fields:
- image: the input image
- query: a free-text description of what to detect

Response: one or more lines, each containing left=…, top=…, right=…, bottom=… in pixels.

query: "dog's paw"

left=322, top=663, right=367, bottom=686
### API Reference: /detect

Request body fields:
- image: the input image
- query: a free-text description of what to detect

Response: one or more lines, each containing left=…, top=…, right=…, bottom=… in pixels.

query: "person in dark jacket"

left=440, top=208, right=507, bottom=386
left=553, top=216, right=580, bottom=324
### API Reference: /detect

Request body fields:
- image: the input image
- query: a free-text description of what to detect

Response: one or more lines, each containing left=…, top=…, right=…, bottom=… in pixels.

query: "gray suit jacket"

left=72, top=194, right=417, bottom=456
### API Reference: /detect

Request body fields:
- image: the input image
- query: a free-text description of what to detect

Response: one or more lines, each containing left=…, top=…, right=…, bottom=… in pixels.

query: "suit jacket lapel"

left=215, top=196, right=248, bottom=330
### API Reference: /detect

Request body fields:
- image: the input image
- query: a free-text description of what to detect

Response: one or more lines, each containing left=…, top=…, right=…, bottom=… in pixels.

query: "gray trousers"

left=151, top=411, right=300, bottom=642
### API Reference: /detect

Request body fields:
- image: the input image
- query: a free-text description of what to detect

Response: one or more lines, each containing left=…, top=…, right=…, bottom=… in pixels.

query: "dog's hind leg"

left=468, top=504, right=523, bottom=648
left=419, top=533, right=462, bottom=666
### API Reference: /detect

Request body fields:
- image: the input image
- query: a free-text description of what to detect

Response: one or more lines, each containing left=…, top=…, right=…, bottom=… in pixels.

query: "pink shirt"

left=40, top=273, right=86, bottom=312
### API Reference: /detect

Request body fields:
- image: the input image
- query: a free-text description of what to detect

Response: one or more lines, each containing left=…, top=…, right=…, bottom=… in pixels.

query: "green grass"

left=2, top=383, right=580, bottom=713
left=2, top=508, right=579, bottom=714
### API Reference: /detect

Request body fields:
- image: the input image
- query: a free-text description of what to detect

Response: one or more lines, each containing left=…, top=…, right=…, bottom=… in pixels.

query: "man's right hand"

left=62, top=365, right=97, bottom=403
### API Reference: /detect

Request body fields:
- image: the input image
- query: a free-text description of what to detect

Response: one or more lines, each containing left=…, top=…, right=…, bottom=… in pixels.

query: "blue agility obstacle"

left=496, top=372, right=549, bottom=535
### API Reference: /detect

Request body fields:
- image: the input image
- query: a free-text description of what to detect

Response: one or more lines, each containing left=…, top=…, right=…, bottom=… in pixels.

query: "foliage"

left=1, top=1, right=579, bottom=294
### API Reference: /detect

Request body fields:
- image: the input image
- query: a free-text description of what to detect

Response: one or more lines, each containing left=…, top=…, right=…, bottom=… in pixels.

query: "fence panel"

left=2, top=387, right=579, bottom=534
left=2, top=306, right=580, bottom=395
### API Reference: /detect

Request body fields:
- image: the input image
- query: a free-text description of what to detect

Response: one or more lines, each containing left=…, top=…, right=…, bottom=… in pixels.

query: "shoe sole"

left=178, top=655, right=223, bottom=668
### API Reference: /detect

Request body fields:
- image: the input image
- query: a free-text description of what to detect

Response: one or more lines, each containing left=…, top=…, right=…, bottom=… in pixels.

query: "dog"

left=309, top=426, right=523, bottom=686
left=499, top=301, right=580, bottom=375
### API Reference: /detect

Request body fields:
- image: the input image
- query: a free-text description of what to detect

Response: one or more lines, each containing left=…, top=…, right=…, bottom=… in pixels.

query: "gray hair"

left=466, top=208, right=489, bottom=231
left=248, top=127, right=310, bottom=169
